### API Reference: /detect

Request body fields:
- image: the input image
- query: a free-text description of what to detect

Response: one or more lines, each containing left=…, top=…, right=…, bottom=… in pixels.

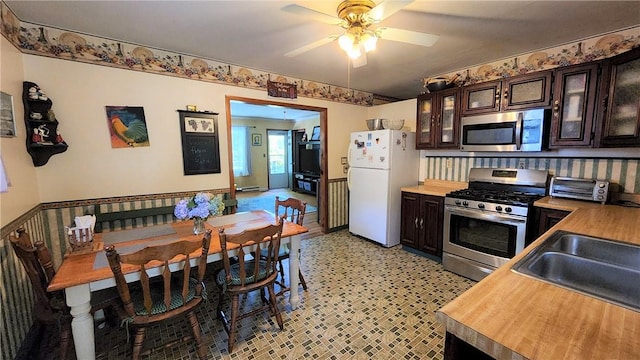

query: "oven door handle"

left=446, top=207, right=527, bottom=225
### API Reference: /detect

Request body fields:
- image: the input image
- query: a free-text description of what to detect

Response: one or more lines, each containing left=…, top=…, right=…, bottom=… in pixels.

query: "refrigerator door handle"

left=347, top=142, right=353, bottom=167
left=347, top=167, right=352, bottom=190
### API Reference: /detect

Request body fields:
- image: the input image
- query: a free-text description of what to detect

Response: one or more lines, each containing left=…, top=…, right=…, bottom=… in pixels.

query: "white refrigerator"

left=347, top=130, right=419, bottom=247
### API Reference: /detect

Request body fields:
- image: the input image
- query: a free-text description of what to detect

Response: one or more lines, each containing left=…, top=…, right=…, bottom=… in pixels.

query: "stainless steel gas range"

left=443, top=168, right=549, bottom=281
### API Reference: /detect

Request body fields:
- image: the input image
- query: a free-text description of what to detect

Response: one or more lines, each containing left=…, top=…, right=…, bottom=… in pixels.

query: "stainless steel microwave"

left=460, top=109, right=551, bottom=152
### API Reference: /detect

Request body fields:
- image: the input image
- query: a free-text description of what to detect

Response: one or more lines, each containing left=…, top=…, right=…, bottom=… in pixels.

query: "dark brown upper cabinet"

left=416, top=87, right=460, bottom=149
left=549, top=63, right=600, bottom=148
left=461, top=71, right=553, bottom=116
left=595, top=47, right=640, bottom=147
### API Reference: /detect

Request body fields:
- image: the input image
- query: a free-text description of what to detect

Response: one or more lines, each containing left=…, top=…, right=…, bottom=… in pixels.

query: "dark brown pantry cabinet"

left=461, top=71, right=553, bottom=116
left=595, top=46, right=640, bottom=147
left=400, top=192, right=444, bottom=257
left=416, top=88, right=460, bottom=149
left=549, top=63, right=600, bottom=147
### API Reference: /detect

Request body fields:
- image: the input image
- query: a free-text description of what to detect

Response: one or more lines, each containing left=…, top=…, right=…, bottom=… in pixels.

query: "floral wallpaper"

left=425, top=27, right=640, bottom=88
left=1, top=1, right=639, bottom=103
left=0, top=2, right=375, bottom=106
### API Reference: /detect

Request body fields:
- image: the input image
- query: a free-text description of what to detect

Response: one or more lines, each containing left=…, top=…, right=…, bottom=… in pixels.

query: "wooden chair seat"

left=215, top=219, right=285, bottom=353
left=128, top=277, right=202, bottom=317
left=216, top=260, right=272, bottom=288
left=105, top=230, right=211, bottom=359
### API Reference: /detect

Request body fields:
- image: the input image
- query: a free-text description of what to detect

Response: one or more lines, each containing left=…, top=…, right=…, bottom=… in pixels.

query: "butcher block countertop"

left=437, top=197, right=640, bottom=360
left=401, top=179, right=467, bottom=197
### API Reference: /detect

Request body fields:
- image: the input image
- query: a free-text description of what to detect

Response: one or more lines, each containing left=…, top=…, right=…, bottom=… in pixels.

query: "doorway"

left=267, top=129, right=289, bottom=189
left=226, top=96, right=328, bottom=234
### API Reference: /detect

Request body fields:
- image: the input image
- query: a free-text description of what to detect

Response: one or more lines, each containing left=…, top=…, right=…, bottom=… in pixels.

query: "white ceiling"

left=5, top=1, right=640, bottom=103
left=230, top=100, right=320, bottom=121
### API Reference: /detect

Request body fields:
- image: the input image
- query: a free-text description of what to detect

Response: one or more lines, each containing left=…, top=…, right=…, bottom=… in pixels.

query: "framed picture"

left=0, top=92, right=16, bottom=137
left=105, top=106, right=150, bottom=148
left=252, top=133, right=262, bottom=146
left=310, top=125, right=320, bottom=141
left=184, top=116, right=215, bottom=133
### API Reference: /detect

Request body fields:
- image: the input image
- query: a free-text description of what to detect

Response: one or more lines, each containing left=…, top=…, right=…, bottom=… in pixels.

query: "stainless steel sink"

left=512, top=231, right=640, bottom=312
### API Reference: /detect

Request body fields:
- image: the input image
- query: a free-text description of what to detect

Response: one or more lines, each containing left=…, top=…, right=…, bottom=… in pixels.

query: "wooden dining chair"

left=216, top=219, right=285, bottom=353
left=105, top=230, right=211, bottom=360
left=9, top=228, right=72, bottom=359
left=9, top=227, right=118, bottom=359
left=271, top=196, right=308, bottom=295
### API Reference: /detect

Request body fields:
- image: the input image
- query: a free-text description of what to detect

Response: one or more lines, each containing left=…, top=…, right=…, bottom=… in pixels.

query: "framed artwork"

left=0, top=92, right=16, bottom=137
left=178, top=110, right=220, bottom=175
left=252, top=133, right=262, bottom=146
left=184, top=116, right=215, bottom=133
left=105, top=106, right=150, bottom=148
left=310, top=125, right=320, bottom=141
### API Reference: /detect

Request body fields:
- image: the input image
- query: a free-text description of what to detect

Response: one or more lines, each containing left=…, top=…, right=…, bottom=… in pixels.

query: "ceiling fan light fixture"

left=338, top=33, right=355, bottom=52
left=347, top=45, right=362, bottom=59
left=362, top=31, right=377, bottom=52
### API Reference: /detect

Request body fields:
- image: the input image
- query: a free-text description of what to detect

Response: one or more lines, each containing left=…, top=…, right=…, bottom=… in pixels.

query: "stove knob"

left=462, top=201, right=469, bottom=207
left=496, top=205, right=503, bottom=212
left=455, top=200, right=461, bottom=205
left=478, top=203, right=485, bottom=209
left=505, top=207, right=512, bottom=213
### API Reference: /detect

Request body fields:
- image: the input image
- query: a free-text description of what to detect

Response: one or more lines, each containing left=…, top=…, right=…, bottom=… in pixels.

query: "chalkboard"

left=178, top=110, right=220, bottom=175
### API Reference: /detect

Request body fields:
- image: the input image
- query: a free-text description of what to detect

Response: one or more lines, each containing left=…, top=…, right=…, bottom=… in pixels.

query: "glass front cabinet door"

left=417, top=93, right=435, bottom=148
left=438, top=89, right=460, bottom=148
left=596, top=47, right=640, bottom=147
left=550, top=63, right=599, bottom=147
left=461, top=80, right=501, bottom=115
left=416, top=88, right=460, bottom=149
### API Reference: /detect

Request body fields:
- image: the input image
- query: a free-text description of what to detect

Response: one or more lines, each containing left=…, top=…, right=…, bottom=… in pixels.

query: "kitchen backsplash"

left=423, top=157, right=639, bottom=194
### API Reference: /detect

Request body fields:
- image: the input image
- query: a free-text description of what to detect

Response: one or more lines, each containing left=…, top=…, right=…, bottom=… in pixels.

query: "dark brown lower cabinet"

left=400, top=192, right=443, bottom=257
left=444, top=332, right=495, bottom=360
left=535, top=207, right=571, bottom=240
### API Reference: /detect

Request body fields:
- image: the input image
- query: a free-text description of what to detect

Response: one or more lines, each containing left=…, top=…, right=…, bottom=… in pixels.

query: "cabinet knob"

left=420, top=218, right=424, bottom=229
left=415, top=218, right=419, bottom=228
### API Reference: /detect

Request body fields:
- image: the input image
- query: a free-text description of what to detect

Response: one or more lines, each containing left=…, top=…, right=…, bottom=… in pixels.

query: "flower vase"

left=193, top=217, right=206, bottom=235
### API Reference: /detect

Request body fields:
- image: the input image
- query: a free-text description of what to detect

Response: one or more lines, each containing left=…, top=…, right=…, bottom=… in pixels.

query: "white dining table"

left=48, top=210, right=307, bottom=360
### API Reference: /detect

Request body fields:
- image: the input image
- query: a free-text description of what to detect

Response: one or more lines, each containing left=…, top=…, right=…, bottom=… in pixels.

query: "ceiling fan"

left=283, top=0, right=439, bottom=68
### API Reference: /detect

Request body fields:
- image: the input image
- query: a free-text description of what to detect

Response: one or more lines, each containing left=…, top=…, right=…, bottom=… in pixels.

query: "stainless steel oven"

left=442, top=168, right=548, bottom=281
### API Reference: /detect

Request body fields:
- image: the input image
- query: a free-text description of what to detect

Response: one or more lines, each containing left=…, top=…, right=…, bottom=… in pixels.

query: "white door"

left=267, top=130, right=289, bottom=189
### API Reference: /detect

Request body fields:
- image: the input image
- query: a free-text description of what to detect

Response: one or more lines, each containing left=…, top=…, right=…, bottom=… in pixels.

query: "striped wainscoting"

left=423, top=157, right=640, bottom=193
left=1, top=205, right=45, bottom=360
left=327, top=178, right=348, bottom=230
left=0, top=189, right=230, bottom=359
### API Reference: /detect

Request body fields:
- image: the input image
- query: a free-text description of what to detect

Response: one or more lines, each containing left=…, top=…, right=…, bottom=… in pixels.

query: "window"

left=231, top=126, right=251, bottom=176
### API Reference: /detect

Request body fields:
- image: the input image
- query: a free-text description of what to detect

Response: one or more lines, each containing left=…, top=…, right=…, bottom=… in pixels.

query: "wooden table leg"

left=288, top=234, right=301, bottom=309
left=65, top=284, right=95, bottom=360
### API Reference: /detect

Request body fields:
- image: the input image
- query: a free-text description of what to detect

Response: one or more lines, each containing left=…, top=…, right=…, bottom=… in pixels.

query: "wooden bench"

left=94, top=198, right=238, bottom=233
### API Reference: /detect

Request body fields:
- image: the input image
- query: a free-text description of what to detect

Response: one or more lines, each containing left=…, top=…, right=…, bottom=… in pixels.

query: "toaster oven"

left=549, top=176, right=611, bottom=204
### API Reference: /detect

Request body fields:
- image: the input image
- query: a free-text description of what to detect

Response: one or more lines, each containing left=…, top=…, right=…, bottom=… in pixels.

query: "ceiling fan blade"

left=352, top=52, right=368, bottom=68
left=377, top=27, right=439, bottom=47
left=285, top=36, right=338, bottom=57
left=367, top=0, right=414, bottom=23
left=281, top=4, right=343, bottom=25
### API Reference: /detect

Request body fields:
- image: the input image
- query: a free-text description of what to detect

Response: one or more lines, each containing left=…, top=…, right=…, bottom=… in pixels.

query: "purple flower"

left=173, top=200, right=189, bottom=220
left=174, top=192, right=225, bottom=220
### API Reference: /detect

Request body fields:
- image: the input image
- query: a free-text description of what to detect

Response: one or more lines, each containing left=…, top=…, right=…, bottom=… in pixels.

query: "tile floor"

left=89, top=230, right=476, bottom=359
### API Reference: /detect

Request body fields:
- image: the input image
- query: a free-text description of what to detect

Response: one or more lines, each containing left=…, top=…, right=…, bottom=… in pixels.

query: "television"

left=298, top=148, right=320, bottom=175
